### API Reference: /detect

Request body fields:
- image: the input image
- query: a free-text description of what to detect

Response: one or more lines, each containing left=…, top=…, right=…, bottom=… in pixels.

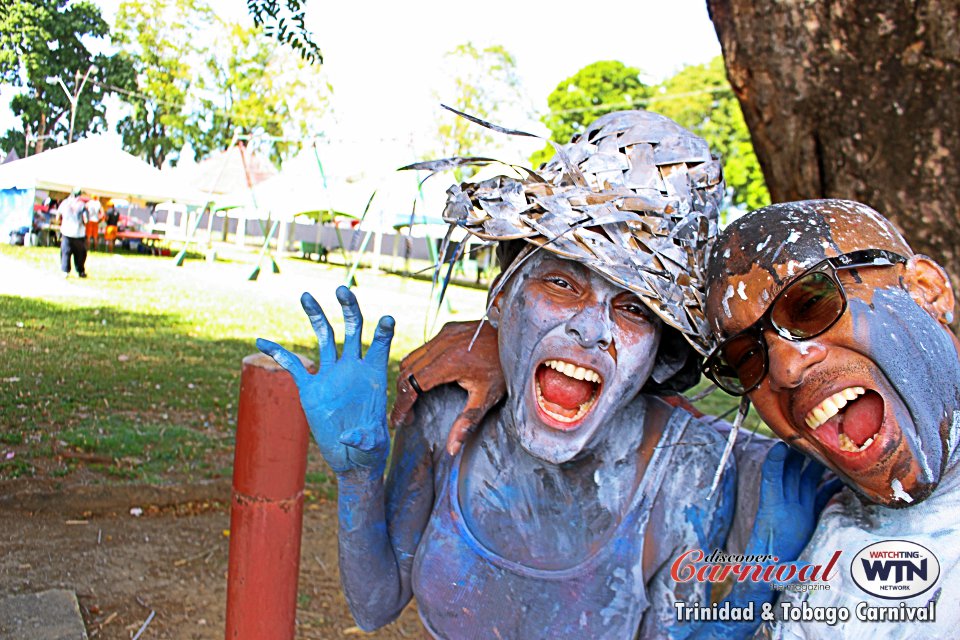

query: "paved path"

left=0, top=589, right=87, bottom=639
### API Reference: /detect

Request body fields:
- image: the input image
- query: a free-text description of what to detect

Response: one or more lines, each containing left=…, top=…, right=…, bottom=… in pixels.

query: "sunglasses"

left=703, top=249, right=908, bottom=395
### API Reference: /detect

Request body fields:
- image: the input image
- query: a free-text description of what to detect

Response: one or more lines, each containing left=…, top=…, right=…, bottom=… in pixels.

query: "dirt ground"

left=0, top=478, right=425, bottom=639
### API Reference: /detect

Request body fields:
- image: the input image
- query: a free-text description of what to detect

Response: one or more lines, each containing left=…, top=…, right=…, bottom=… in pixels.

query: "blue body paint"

left=851, top=290, right=960, bottom=495
left=259, top=275, right=768, bottom=637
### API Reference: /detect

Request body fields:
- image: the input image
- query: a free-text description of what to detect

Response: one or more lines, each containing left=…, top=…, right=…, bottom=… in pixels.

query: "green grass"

left=0, top=242, right=755, bottom=486
left=305, top=470, right=337, bottom=500
left=0, top=243, right=487, bottom=483
left=685, top=378, right=771, bottom=437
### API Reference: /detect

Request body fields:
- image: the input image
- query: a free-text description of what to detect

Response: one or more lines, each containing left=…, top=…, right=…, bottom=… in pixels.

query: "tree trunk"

left=707, top=0, right=960, bottom=294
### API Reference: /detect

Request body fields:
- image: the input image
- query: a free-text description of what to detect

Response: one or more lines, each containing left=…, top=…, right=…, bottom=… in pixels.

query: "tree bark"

left=707, top=0, right=960, bottom=294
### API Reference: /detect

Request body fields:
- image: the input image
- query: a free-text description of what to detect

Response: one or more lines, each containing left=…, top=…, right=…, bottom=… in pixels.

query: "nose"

left=565, top=304, right=613, bottom=350
left=763, top=331, right=827, bottom=391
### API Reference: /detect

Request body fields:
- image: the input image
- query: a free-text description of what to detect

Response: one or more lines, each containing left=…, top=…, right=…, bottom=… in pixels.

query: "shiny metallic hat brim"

left=403, top=108, right=724, bottom=356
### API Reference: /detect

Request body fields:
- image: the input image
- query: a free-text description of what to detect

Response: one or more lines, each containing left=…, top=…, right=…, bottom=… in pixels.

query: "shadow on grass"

left=0, top=295, right=402, bottom=486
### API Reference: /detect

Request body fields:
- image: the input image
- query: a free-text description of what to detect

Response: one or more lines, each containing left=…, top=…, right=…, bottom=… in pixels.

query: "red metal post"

left=226, top=353, right=312, bottom=639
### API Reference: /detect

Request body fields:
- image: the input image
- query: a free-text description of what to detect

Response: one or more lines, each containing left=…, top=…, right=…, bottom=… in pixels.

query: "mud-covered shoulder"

left=670, top=412, right=736, bottom=477
left=652, top=410, right=738, bottom=551
left=397, top=383, right=470, bottom=458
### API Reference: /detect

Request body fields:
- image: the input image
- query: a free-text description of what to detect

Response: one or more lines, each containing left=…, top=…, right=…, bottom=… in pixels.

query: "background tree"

left=651, top=56, right=769, bottom=212
left=531, top=57, right=766, bottom=212
left=434, top=42, right=525, bottom=180
left=113, top=0, right=213, bottom=168
left=531, top=61, right=650, bottom=167
left=245, top=0, right=322, bottom=66
left=0, top=0, right=133, bottom=155
left=707, top=0, right=960, bottom=297
left=190, top=22, right=332, bottom=166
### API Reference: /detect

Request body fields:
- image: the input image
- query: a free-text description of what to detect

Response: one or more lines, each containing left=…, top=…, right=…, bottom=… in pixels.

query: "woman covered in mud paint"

left=258, top=112, right=816, bottom=639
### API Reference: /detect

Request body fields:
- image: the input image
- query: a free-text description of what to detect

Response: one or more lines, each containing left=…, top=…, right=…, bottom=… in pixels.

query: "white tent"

left=212, top=144, right=448, bottom=255
left=0, top=135, right=203, bottom=204
left=165, top=143, right=277, bottom=198
left=216, top=144, right=448, bottom=221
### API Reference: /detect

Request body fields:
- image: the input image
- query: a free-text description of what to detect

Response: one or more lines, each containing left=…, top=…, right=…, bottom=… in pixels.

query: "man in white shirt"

left=58, top=188, right=88, bottom=278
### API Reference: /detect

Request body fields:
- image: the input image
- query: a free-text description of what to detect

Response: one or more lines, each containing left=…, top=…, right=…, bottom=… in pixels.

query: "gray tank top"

left=411, top=408, right=694, bottom=639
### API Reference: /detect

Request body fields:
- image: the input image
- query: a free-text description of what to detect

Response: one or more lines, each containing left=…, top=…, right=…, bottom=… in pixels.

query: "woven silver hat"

left=434, top=110, right=724, bottom=356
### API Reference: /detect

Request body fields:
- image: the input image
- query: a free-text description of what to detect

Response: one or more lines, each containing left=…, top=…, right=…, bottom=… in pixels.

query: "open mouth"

left=534, top=359, right=603, bottom=430
left=803, top=386, right=885, bottom=454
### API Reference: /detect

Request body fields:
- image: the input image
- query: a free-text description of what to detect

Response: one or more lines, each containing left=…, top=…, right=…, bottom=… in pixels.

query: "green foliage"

left=245, top=0, right=322, bottom=65
left=189, top=22, right=332, bottom=166
left=0, top=0, right=134, bottom=153
left=113, top=0, right=330, bottom=167
left=531, top=61, right=651, bottom=167
left=530, top=56, right=769, bottom=211
left=435, top=42, right=524, bottom=180
left=650, top=56, right=769, bottom=211
left=113, top=0, right=214, bottom=168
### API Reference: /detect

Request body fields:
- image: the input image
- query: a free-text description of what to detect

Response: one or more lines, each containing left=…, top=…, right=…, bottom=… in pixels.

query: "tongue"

left=842, top=391, right=884, bottom=446
left=537, top=366, right=595, bottom=410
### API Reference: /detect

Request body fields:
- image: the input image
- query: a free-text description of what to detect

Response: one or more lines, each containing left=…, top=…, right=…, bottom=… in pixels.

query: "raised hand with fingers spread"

left=257, top=286, right=395, bottom=476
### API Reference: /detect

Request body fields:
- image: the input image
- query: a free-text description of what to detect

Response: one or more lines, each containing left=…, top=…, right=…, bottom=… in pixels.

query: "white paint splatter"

left=756, top=235, right=771, bottom=252
left=594, top=468, right=625, bottom=515
left=891, top=479, right=914, bottom=503
left=722, top=285, right=735, bottom=318
left=948, top=410, right=960, bottom=457
left=737, top=281, right=747, bottom=301
left=786, top=230, right=802, bottom=244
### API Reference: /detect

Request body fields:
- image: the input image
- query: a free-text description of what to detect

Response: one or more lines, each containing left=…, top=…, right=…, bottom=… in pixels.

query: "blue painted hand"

left=747, top=442, right=832, bottom=562
left=257, top=286, right=395, bottom=476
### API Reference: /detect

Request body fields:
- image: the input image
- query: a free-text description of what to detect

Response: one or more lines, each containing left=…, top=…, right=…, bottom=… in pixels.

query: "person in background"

left=84, top=195, right=104, bottom=251
left=58, top=188, right=87, bottom=278
left=104, top=201, right=120, bottom=253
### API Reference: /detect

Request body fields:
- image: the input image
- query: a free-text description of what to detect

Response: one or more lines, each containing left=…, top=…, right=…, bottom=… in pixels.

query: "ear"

left=904, top=255, right=955, bottom=324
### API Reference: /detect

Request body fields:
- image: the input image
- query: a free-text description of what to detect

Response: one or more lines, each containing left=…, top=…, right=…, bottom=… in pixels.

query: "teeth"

left=812, top=407, right=828, bottom=425
left=805, top=387, right=866, bottom=429
left=838, top=432, right=877, bottom=453
left=544, top=360, right=602, bottom=384
left=838, top=432, right=859, bottom=452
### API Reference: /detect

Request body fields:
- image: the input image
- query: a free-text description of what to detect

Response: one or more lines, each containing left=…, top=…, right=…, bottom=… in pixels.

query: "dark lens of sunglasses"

left=716, top=334, right=767, bottom=393
left=770, top=272, right=844, bottom=339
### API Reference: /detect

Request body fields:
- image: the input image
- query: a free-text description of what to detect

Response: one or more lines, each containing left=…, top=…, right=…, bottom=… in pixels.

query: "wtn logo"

left=851, top=541, right=940, bottom=600
left=861, top=558, right=927, bottom=583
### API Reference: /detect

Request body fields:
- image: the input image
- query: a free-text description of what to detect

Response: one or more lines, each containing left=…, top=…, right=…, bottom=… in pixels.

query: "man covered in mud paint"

left=402, top=197, right=960, bottom=637
left=701, top=199, right=960, bottom=638
left=258, top=111, right=818, bottom=639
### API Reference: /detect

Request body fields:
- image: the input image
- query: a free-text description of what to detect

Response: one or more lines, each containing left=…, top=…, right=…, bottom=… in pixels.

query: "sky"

left=1, top=0, right=723, bottom=171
